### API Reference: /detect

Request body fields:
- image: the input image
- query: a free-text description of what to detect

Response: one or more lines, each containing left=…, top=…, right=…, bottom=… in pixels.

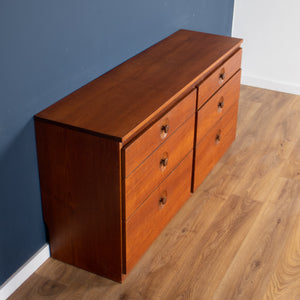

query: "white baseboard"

left=241, top=75, right=300, bottom=95
left=0, top=244, right=50, bottom=300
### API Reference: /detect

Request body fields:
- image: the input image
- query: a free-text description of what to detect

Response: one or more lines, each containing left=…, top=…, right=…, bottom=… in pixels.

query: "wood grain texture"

left=200, top=87, right=300, bottom=203
left=125, top=151, right=193, bottom=273
left=13, top=88, right=300, bottom=300
left=197, top=48, right=242, bottom=109
left=193, top=102, right=238, bottom=191
left=35, top=30, right=242, bottom=143
left=262, top=203, right=300, bottom=300
left=34, top=120, right=123, bottom=282
left=125, top=115, right=194, bottom=219
left=33, top=31, right=241, bottom=284
left=123, top=89, right=196, bottom=178
left=196, top=70, right=241, bottom=143
left=212, top=179, right=299, bottom=300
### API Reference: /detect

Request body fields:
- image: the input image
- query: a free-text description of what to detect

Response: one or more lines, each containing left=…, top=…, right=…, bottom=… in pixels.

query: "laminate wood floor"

left=9, top=86, right=300, bottom=300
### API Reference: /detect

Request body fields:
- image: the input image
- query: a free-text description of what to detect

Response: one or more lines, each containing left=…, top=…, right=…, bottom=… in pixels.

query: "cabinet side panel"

left=35, top=120, right=123, bottom=282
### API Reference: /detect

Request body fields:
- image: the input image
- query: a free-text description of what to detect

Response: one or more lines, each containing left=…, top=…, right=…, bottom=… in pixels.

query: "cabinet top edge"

left=35, top=29, right=243, bottom=144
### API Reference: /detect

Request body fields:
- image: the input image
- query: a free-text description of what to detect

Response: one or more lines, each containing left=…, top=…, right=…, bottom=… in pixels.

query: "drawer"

left=125, top=151, right=193, bottom=273
left=196, top=70, right=241, bottom=144
left=197, top=48, right=242, bottom=109
left=123, top=89, right=196, bottom=178
left=193, top=103, right=239, bottom=192
left=124, top=115, right=194, bottom=219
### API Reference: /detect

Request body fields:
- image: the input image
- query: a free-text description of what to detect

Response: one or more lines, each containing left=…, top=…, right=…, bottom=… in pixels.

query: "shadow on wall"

left=0, top=118, right=46, bottom=285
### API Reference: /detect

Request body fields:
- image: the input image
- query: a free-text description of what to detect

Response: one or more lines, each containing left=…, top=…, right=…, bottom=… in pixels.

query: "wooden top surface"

left=35, top=29, right=242, bottom=143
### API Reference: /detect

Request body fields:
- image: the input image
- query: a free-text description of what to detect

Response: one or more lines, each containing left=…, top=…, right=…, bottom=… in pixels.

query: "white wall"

left=232, top=0, right=300, bottom=95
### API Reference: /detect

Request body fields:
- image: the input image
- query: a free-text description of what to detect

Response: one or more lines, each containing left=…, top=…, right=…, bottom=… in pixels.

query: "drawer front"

left=193, top=103, right=238, bottom=192
left=123, top=89, right=196, bottom=178
left=196, top=70, right=241, bottom=144
left=125, top=115, right=194, bottom=219
left=125, top=151, right=193, bottom=273
left=197, top=48, right=242, bottom=109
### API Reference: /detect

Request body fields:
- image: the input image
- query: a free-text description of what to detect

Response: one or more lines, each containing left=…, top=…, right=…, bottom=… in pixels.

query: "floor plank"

left=212, top=178, right=299, bottom=300
left=9, top=86, right=300, bottom=300
left=262, top=210, right=300, bottom=300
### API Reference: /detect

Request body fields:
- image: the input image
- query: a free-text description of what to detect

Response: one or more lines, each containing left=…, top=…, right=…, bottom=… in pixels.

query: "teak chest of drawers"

left=35, top=30, right=243, bottom=282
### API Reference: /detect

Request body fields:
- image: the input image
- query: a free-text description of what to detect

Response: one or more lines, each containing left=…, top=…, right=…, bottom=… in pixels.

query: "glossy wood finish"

left=34, top=30, right=242, bottom=283
left=125, top=116, right=194, bottom=219
left=34, top=120, right=123, bottom=282
left=123, top=89, right=196, bottom=178
left=35, top=30, right=242, bottom=143
left=125, top=151, right=193, bottom=272
left=13, top=87, right=300, bottom=300
left=193, top=102, right=238, bottom=191
left=198, top=48, right=242, bottom=109
left=196, top=70, right=241, bottom=143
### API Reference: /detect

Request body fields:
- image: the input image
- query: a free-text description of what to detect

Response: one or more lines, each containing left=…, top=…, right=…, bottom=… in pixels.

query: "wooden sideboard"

left=34, top=29, right=243, bottom=282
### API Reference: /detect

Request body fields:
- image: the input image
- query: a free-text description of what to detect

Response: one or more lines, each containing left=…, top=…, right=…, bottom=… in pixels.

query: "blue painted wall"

left=0, top=0, right=234, bottom=285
